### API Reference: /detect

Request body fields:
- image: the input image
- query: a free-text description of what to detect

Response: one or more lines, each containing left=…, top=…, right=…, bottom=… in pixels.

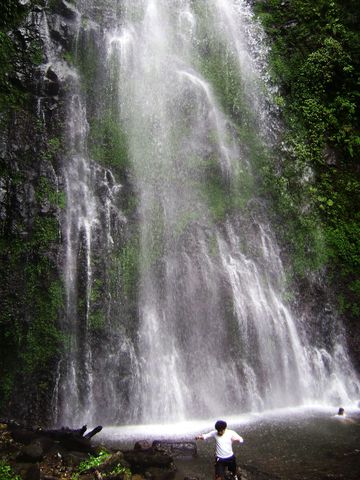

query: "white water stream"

left=51, top=0, right=359, bottom=426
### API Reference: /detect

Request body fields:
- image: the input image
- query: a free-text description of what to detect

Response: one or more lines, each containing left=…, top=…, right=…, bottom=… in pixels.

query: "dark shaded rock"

left=48, top=14, right=72, bottom=47
left=11, top=428, right=38, bottom=445
left=135, top=440, right=152, bottom=451
left=13, top=463, right=40, bottom=480
left=9, top=70, right=30, bottom=91
left=37, top=436, right=54, bottom=453
left=24, top=463, right=41, bottom=480
left=44, top=77, right=60, bottom=96
left=152, top=441, right=197, bottom=457
left=121, top=449, right=177, bottom=479
left=145, top=466, right=176, bottom=480
left=17, top=441, right=44, bottom=462
left=61, top=450, right=89, bottom=467
left=43, top=67, right=61, bottom=97
left=123, top=450, right=174, bottom=469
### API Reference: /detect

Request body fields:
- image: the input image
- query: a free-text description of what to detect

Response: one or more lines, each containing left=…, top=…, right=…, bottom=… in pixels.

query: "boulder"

left=134, top=441, right=152, bottom=451
left=122, top=449, right=176, bottom=479
left=17, top=441, right=44, bottom=462
left=123, top=450, right=174, bottom=469
left=61, top=450, right=89, bottom=467
left=152, top=441, right=197, bottom=457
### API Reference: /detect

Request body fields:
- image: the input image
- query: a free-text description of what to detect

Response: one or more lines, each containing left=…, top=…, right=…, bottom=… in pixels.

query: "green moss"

left=90, top=278, right=102, bottom=303
left=75, top=26, right=101, bottom=101
left=89, top=114, right=129, bottom=178
left=173, top=210, right=200, bottom=238
left=32, top=217, right=60, bottom=245
left=200, top=172, right=229, bottom=221
left=89, top=311, right=106, bottom=331
left=30, top=38, right=44, bottom=66
left=114, top=237, right=140, bottom=299
left=0, top=207, right=63, bottom=409
left=36, top=177, right=66, bottom=209
left=63, top=50, right=75, bottom=65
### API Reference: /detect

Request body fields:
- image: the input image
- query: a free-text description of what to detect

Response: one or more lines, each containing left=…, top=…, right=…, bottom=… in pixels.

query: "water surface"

left=96, top=407, right=360, bottom=479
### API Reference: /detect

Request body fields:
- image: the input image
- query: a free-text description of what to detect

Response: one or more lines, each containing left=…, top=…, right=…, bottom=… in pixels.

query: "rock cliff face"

left=1, top=0, right=138, bottom=425
left=0, top=0, right=82, bottom=424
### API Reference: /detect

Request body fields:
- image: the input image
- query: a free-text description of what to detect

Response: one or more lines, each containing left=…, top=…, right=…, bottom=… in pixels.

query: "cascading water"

left=54, top=0, right=359, bottom=426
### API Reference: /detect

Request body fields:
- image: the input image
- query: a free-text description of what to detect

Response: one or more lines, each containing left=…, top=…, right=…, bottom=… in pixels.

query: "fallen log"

left=38, top=425, right=103, bottom=452
left=3, top=420, right=102, bottom=453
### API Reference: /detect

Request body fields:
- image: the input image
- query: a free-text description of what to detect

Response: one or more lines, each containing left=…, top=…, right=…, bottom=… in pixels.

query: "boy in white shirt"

left=196, top=420, right=244, bottom=480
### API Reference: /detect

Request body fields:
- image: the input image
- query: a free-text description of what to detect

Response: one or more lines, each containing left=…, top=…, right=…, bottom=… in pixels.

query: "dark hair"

left=215, top=420, right=227, bottom=432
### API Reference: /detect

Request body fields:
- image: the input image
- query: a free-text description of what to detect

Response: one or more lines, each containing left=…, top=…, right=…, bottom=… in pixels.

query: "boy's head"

left=215, top=420, right=227, bottom=434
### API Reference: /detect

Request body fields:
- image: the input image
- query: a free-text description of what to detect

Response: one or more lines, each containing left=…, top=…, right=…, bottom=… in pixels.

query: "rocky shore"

left=0, top=422, right=280, bottom=480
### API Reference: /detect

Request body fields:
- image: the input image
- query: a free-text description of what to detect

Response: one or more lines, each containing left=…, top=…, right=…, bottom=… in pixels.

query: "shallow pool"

left=95, top=406, right=360, bottom=479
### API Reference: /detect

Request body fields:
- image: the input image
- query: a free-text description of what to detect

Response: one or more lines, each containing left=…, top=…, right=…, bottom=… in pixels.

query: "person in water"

left=196, top=420, right=243, bottom=480
left=334, top=407, right=358, bottom=424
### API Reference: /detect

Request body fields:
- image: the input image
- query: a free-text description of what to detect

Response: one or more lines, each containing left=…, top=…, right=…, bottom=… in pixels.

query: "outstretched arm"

left=196, top=431, right=215, bottom=441
left=232, top=433, right=244, bottom=443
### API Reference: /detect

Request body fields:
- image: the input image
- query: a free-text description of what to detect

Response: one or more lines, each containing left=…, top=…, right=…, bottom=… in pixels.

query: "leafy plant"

left=0, top=461, right=21, bottom=480
left=71, top=450, right=132, bottom=479
left=109, top=463, right=132, bottom=477
left=77, top=450, right=111, bottom=473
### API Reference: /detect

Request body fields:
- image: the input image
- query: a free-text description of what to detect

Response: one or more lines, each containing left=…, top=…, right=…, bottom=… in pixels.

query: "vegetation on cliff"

left=0, top=0, right=64, bottom=421
left=253, top=0, right=360, bottom=324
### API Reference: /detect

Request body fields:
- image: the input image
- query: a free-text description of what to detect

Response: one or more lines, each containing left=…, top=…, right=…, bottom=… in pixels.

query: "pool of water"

left=95, top=406, right=360, bottom=479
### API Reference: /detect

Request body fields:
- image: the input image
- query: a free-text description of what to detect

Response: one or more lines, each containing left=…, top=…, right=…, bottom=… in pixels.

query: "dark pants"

left=215, top=454, right=237, bottom=478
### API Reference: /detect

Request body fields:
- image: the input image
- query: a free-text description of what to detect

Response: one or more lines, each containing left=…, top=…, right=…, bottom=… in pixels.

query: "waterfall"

left=54, top=0, right=359, bottom=426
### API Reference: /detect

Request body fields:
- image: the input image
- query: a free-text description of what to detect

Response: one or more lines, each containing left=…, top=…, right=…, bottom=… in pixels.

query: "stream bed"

left=96, top=407, right=360, bottom=479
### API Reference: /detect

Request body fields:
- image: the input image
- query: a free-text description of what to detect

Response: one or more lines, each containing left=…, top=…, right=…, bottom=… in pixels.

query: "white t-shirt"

left=203, top=429, right=244, bottom=459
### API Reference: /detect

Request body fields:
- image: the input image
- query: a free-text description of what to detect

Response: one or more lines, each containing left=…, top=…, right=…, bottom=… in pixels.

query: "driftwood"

left=3, top=420, right=102, bottom=454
